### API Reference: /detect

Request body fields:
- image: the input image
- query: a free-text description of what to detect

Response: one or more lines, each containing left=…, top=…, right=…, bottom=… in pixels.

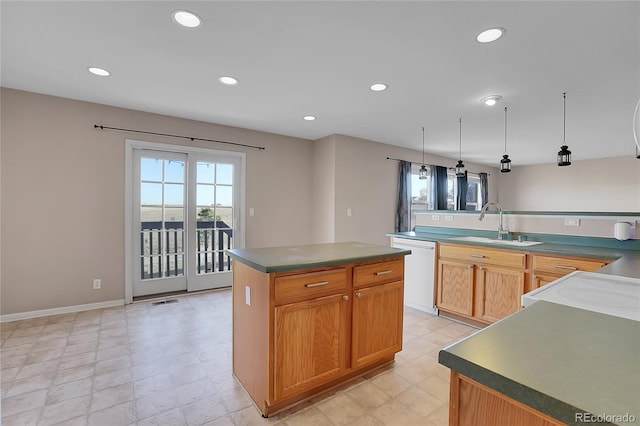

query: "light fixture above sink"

left=448, top=236, right=543, bottom=247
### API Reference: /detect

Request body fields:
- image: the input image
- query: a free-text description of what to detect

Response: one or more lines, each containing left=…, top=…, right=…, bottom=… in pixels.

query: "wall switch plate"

left=93, top=279, right=101, bottom=289
left=245, top=286, right=251, bottom=306
left=564, top=218, right=580, bottom=227
left=432, top=215, right=440, bottom=221
left=445, top=215, right=454, bottom=222
left=347, top=208, right=352, bottom=217
left=249, top=208, right=255, bottom=216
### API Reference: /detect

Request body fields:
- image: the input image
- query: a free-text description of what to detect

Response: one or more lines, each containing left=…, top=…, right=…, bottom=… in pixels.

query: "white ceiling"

left=2, top=1, right=639, bottom=166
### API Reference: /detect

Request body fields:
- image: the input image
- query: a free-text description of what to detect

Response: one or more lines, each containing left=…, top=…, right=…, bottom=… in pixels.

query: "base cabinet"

left=449, top=371, right=564, bottom=426
left=531, top=255, right=611, bottom=289
left=352, top=281, right=403, bottom=369
left=437, top=244, right=525, bottom=325
left=233, top=256, right=405, bottom=416
left=273, top=293, right=348, bottom=401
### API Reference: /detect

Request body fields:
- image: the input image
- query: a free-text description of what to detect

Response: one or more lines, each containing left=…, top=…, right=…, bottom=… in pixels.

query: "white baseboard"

left=0, top=299, right=125, bottom=323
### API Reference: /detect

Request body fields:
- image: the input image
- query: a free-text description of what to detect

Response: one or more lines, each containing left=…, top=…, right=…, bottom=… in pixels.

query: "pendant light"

left=455, top=118, right=465, bottom=177
left=419, top=126, right=428, bottom=179
left=557, top=92, right=572, bottom=166
left=500, top=106, right=512, bottom=172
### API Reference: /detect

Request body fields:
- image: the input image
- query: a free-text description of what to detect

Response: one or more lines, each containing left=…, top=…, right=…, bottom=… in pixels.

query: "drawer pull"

left=469, top=254, right=486, bottom=258
left=555, top=265, right=578, bottom=270
left=304, top=281, right=329, bottom=288
left=374, top=270, right=393, bottom=276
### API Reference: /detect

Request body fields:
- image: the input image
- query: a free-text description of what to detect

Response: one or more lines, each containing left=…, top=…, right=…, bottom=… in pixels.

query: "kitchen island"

left=438, top=293, right=640, bottom=426
left=227, top=242, right=410, bottom=417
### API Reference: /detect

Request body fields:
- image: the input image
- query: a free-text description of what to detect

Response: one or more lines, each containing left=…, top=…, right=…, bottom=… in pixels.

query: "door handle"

left=342, top=295, right=349, bottom=301
left=356, top=292, right=362, bottom=298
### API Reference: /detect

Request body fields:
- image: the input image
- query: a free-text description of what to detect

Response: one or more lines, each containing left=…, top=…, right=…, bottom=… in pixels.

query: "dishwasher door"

left=391, top=238, right=437, bottom=315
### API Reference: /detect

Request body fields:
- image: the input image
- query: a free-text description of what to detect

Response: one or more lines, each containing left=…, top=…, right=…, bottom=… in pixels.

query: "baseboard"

left=0, top=299, right=125, bottom=323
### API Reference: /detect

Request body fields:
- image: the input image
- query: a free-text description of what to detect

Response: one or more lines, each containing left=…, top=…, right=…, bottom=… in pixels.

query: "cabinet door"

left=477, top=265, right=525, bottom=323
left=437, top=259, right=475, bottom=317
left=273, top=293, right=348, bottom=401
left=352, top=281, right=403, bottom=369
left=531, top=272, right=563, bottom=289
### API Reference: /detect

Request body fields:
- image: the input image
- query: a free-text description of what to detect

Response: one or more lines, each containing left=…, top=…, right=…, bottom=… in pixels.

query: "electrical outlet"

left=564, top=218, right=580, bottom=227
left=445, top=215, right=454, bottom=222
left=93, top=279, right=101, bottom=289
left=432, top=215, right=440, bottom=221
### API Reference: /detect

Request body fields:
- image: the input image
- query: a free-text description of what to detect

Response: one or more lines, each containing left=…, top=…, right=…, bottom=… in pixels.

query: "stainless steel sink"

left=448, top=236, right=544, bottom=247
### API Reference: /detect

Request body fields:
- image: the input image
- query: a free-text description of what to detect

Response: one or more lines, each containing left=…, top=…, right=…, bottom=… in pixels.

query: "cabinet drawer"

left=353, top=258, right=404, bottom=288
left=439, top=244, right=525, bottom=269
left=275, top=268, right=347, bottom=305
left=532, top=255, right=609, bottom=274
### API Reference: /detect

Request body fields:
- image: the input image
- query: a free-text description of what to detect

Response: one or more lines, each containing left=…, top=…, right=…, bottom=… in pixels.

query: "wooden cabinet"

left=233, top=255, right=405, bottom=417
left=531, top=254, right=610, bottom=289
left=352, top=280, right=403, bottom=369
left=449, top=371, right=564, bottom=426
left=437, top=244, right=526, bottom=325
left=273, top=293, right=348, bottom=400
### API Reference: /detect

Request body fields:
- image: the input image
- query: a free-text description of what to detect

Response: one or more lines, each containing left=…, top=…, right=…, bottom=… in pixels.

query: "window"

left=410, top=164, right=433, bottom=230
left=447, top=170, right=483, bottom=211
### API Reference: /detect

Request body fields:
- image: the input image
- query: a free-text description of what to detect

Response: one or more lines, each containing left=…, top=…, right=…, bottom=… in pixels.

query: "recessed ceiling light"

left=87, top=67, right=110, bottom=77
left=370, top=83, right=388, bottom=92
left=303, top=115, right=317, bottom=121
left=480, top=95, right=503, bottom=106
left=476, top=27, right=505, bottom=43
left=172, top=10, right=202, bottom=28
left=219, top=76, right=238, bottom=85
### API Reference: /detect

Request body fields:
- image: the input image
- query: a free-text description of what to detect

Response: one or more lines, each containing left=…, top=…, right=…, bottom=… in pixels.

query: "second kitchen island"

left=227, top=241, right=410, bottom=417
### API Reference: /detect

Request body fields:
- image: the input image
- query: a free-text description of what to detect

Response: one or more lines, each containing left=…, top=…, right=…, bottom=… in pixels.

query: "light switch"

left=245, top=286, right=251, bottom=306
left=347, top=208, right=352, bottom=217
left=249, top=208, right=255, bottom=217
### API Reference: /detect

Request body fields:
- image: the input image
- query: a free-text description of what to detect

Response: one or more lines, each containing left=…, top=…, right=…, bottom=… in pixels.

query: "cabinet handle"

left=555, top=265, right=578, bottom=270
left=342, top=295, right=350, bottom=301
left=469, top=254, right=486, bottom=258
left=375, top=270, right=392, bottom=276
left=305, top=281, right=329, bottom=288
left=356, top=292, right=362, bottom=298
left=533, top=275, right=538, bottom=279
left=468, top=265, right=473, bottom=269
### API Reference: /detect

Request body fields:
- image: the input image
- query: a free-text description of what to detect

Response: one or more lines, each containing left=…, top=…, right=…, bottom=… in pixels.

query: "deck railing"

left=140, top=221, right=233, bottom=279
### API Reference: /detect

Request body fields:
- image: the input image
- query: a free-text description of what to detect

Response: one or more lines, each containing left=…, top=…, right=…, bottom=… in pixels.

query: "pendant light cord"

left=422, top=126, right=425, bottom=165
left=458, top=118, right=462, bottom=160
left=504, top=107, right=508, bottom=154
left=563, top=92, right=567, bottom=145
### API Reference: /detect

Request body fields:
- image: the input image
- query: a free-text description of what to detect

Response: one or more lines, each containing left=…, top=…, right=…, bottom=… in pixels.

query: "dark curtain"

left=479, top=172, right=489, bottom=208
left=433, top=165, right=448, bottom=210
left=456, top=171, right=468, bottom=210
left=395, top=160, right=411, bottom=232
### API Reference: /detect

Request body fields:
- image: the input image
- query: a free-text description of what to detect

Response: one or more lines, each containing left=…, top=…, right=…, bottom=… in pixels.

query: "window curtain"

left=456, top=171, right=468, bottom=210
left=433, top=165, right=448, bottom=210
left=395, top=160, right=411, bottom=232
left=479, top=172, right=489, bottom=208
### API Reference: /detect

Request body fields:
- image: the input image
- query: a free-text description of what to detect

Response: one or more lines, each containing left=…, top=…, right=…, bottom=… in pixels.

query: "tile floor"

left=1, top=289, right=476, bottom=426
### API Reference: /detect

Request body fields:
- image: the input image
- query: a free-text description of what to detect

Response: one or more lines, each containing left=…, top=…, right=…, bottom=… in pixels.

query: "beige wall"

left=311, top=135, right=336, bottom=243
left=329, top=134, right=499, bottom=246
left=1, top=88, right=314, bottom=315
left=497, top=156, right=640, bottom=211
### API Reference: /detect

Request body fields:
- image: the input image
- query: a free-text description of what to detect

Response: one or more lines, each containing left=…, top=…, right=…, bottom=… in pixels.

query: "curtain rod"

left=386, top=157, right=490, bottom=176
left=94, top=124, right=266, bottom=150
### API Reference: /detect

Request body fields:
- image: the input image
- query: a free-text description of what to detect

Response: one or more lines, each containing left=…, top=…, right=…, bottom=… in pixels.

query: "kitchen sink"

left=448, top=236, right=544, bottom=247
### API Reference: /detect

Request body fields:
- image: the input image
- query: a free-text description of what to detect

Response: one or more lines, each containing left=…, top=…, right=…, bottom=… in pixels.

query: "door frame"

left=124, top=139, right=246, bottom=304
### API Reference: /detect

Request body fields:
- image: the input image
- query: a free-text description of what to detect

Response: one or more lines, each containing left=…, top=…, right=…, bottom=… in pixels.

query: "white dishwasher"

left=391, top=237, right=438, bottom=315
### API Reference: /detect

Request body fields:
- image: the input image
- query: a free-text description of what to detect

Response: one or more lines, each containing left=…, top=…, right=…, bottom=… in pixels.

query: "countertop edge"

left=437, top=350, right=593, bottom=426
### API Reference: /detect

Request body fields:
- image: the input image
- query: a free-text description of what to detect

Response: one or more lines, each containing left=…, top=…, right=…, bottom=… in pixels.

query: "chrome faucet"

left=479, top=202, right=508, bottom=240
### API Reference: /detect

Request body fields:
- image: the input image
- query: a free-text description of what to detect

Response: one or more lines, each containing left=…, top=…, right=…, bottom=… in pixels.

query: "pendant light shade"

left=500, top=106, right=511, bottom=173
left=557, top=92, right=571, bottom=166
left=419, top=126, right=428, bottom=179
left=455, top=118, right=465, bottom=177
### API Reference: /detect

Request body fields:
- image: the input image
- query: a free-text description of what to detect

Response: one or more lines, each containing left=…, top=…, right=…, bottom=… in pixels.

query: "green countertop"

left=388, top=231, right=640, bottom=279
left=438, top=301, right=640, bottom=426
left=227, top=241, right=410, bottom=273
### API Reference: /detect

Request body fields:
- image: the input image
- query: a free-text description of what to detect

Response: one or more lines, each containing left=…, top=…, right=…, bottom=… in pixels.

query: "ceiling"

left=2, top=1, right=639, bottom=166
